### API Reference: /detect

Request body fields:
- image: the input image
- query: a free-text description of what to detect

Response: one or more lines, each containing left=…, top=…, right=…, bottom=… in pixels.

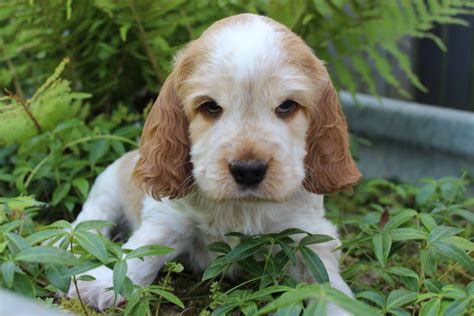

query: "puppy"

left=69, top=13, right=361, bottom=314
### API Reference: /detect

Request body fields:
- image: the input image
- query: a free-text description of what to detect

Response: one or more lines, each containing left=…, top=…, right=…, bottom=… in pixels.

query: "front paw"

left=68, top=266, right=123, bottom=311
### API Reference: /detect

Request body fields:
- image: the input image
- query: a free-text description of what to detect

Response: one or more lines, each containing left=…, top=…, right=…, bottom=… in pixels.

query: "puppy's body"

left=69, top=14, right=361, bottom=315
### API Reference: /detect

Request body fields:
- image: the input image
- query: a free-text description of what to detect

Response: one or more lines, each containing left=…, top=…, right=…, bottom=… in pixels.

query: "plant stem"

left=64, top=134, right=139, bottom=148
left=6, top=90, right=42, bottom=133
left=70, top=235, right=89, bottom=316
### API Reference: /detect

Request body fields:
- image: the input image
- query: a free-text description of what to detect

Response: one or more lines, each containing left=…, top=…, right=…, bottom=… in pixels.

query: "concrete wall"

left=341, top=92, right=474, bottom=183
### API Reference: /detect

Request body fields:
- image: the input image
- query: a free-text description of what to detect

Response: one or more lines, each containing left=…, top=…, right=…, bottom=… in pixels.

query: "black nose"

left=230, top=160, right=267, bottom=186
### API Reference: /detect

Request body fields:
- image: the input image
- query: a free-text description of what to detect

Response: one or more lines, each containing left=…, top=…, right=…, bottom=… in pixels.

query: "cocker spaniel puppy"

left=69, top=13, right=361, bottom=314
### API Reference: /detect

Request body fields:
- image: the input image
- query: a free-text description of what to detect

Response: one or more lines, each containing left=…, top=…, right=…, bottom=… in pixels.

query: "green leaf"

left=428, top=226, right=463, bottom=245
left=52, top=183, right=71, bottom=206
left=89, top=139, right=109, bottom=164
left=75, top=231, right=108, bottom=263
left=277, top=239, right=297, bottom=265
left=432, top=241, right=474, bottom=273
left=202, top=256, right=228, bottom=281
left=125, top=244, right=174, bottom=260
left=386, top=289, right=417, bottom=310
left=149, top=287, right=184, bottom=308
left=416, top=182, right=437, bottom=206
left=2, top=260, right=16, bottom=288
left=390, top=228, right=428, bottom=241
left=300, top=246, right=329, bottom=283
left=75, top=220, right=114, bottom=232
left=224, top=237, right=269, bottom=263
left=442, top=298, right=470, bottom=316
left=5, top=233, right=31, bottom=255
left=357, top=291, right=385, bottom=307
left=276, top=303, right=302, bottom=316
left=206, top=241, right=231, bottom=254
left=304, top=299, right=327, bottom=316
left=299, top=234, right=334, bottom=246
left=77, top=275, right=96, bottom=281
left=386, top=267, right=419, bottom=281
left=72, top=178, right=89, bottom=199
left=247, top=285, right=292, bottom=301
left=446, top=236, right=474, bottom=251
left=26, top=229, right=67, bottom=244
left=327, top=287, right=381, bottom=315
left=384, top=209, right=417, bottom=230
left=372, top=232, right=392, bottom=267
left=113, top=260, right=127, bottom=294
left=0, top=220, right=23, bottom=234
left=45, top=264, right=71, bottom=293
left=419, top=213, right=437, bottom=231
left=16, top=246, right=78, bottom=265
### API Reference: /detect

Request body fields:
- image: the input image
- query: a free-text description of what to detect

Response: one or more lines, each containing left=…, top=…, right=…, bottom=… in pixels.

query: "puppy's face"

left=134, top=14, right=361, bottom=201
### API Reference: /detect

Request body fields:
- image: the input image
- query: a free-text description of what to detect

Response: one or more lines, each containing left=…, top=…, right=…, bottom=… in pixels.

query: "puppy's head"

left=133, top=14, right=361, bottom=201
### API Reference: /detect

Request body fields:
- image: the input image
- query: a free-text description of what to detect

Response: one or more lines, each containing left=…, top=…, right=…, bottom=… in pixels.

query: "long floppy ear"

left=133, top=72, right=193, bottom=199
left=303, top=79, right=362, bottom=194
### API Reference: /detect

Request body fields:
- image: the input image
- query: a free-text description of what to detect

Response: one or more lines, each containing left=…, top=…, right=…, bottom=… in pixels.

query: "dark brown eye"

left=276, top=100, right=298, bottom=118
left=199, top=100, right=223, bottom=117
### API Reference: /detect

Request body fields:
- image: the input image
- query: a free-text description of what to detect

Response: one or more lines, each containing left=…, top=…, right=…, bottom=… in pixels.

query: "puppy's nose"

left=230, top=160, right=267, bottom=186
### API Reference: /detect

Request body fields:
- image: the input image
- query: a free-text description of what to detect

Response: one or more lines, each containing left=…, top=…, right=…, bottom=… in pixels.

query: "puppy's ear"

left=304, top=78, right=362, bottom=194
left=133, top=72, right=193, bottom=199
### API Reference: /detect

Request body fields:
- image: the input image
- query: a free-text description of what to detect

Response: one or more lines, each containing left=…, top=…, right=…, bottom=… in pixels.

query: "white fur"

left=68, top=14, right=353, bottom=315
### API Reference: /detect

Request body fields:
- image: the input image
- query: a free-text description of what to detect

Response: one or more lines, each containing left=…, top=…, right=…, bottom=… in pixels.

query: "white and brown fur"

left=69, top=14, right=361, bottom=315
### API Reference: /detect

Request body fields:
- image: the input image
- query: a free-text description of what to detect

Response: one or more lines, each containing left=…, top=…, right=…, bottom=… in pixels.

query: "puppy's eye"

left=199, top=100, right=223, bottom=117
left=276, top=100, right=298, bottom=118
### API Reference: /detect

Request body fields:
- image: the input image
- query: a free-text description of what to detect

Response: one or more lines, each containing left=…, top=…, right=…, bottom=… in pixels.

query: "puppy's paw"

left=68, top=266, right=123, bottom=311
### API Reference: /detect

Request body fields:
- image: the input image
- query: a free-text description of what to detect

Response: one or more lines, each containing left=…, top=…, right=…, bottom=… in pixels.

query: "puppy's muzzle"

left=230, top=160, right=267, bottom=187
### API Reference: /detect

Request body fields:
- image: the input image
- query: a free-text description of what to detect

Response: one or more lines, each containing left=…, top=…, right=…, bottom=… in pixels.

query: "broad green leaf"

left=276, top=303, right=302, bottom=316
left=45, top=264, right=71, bottom=293
left=446, top=236, right=474, bottom=251
left=5, top=233, right=31, bottom=255
left=149, top=287, right=184, bottom=308
left=372, top=232, right=392, bottom=267
left=206, top=241, right=231, bottom=254
left=384, top=209, right=417, bottom=230
left=452, top=209, right=474, bottom=223
left=2, top=260, right=15, bottom=288
left=428, top=226, right=463, bottom=245
left=277, top=239, right=297, bottom=265
left=299, top=234, right=334, bottom=246
left=386, top=267, right=419, bottom=281
left=75, top=220, right=114, bottom=232
left=419, top=213, right=437, bottom=231
left=0, top=220, right=23, bottom=234
left=442, top=298, right=470, bottom=316
left=441, top=284, right=468, bottom=300
left=432, top=241, right=474, bottom=273
left=77, top=275, right=96, bottom=281
left=113, top=260, right=127, bottom=294
left=47, top=220, right=73, bottom=230
left=224, top=238, right=269, bottom=263
left=390, top=228, right=428, bottom=241
left=202, top=256, right=228, bottom=281
left=125, top=244, right=174, bottom=260
left=247, top=285, right=292, bottom=301
left=304, top=299, right=327, bottom=316
left=75, top=231, right=108, bottom=263
left=89, top=139, right=109, bottom=164
left=52, top=183, right=71, bottom=206
left=416, top=182, right=437, bottom=206
left=16, top=246, right=78, bottom=265
left=300, top=246, right=329, bottom=283
left=26, top=229, right=67, bottom=244
left=357, top=291, right=385, bottom=307
left=327, top=287, right=381, bottom=315
left=72, top=178, right=89, bottom=199
left=13, top=273, right=35, bottom=298
left=258, top=287, right=317, bottom=314
left=386, top=289, right=417, bottom=310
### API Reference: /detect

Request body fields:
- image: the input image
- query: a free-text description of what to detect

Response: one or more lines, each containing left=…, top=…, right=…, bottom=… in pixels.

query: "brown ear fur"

left=303, top=80, right=362, bottom=194
left=133, top=72, right=193, bottom=199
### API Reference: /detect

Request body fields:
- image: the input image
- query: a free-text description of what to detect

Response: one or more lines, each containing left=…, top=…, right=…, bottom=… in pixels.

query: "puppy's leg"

left=72, top=151, right=141, bottom=237
left=69, top=202, right=188, bottom=310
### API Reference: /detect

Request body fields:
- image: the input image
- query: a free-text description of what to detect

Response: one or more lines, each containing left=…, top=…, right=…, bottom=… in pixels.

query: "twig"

left=5, top=59, right=25, bottom=99
left=5, top=89, right=42, bottom=133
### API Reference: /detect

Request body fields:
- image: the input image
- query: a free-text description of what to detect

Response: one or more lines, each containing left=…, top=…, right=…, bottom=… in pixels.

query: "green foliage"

left=1, top=0, right=473, bottom=109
